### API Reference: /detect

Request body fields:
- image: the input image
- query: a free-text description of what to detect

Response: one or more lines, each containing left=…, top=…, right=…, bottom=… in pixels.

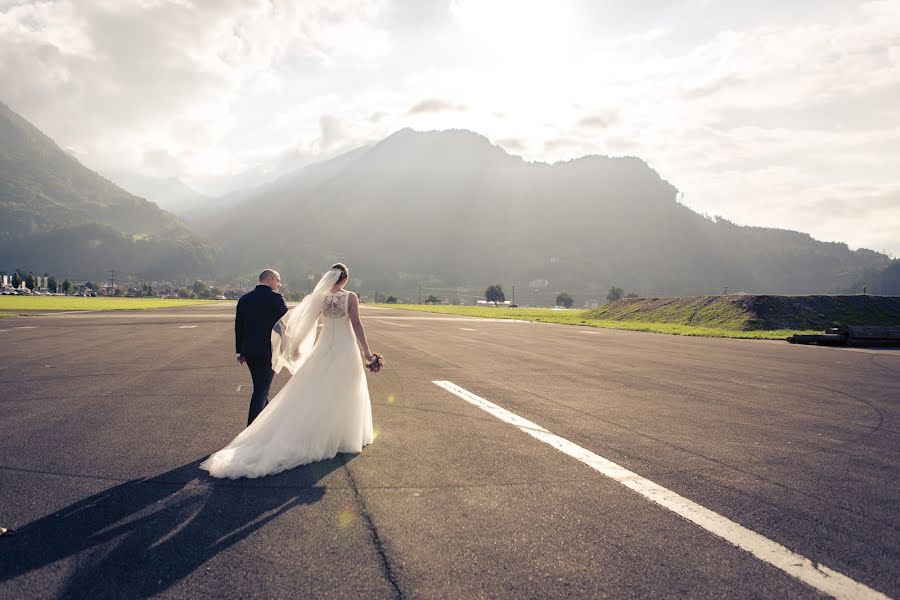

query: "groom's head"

left=259, top=269, right=282, bottom=291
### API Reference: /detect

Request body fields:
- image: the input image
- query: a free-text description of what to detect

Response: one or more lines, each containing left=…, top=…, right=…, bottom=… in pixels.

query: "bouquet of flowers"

left=366, top=353, right=384, bottom=373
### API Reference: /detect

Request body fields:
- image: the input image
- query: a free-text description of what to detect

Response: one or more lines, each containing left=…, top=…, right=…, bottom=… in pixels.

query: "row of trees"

left=605, top=286, right=640, bottom=302
left=363, top=285, right=643, bottom=307
left=486, top=285, right=576, bottom=307
left=484, top=284, right=640, bottom=308
left=370, top=292, right=399, bottom=304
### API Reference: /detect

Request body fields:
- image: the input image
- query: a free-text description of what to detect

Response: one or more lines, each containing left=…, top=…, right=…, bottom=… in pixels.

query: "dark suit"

left=235, top=284, right=289, bottom=425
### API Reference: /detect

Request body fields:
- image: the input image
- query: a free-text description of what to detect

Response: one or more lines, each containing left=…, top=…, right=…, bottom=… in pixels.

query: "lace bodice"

left=322, top=292, right=348, bottom=319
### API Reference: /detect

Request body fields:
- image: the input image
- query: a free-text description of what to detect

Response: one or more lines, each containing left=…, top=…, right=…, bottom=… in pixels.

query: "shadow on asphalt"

left=0, top=456, right=350, bottom=598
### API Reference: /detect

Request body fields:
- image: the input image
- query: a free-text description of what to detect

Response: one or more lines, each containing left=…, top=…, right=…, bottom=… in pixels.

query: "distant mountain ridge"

left=103, top=171, right=212, bottom=217
left=200, top=128, right=894, bottom=296
left=0, top=101, right=217, bottom=278
left=3, top=108, right=893, bottom=295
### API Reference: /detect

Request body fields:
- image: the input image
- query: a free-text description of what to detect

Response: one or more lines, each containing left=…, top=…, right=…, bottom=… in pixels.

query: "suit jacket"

left=235, top=285, right=289, bottom=360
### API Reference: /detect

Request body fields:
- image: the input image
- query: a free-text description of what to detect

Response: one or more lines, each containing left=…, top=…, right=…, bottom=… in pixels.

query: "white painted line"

left=579, top=330, right=601, bottom=334
left=460, top=328, right=478, bottom=331
left=178, top=325, right=198, bottom=329
left=432, top=380, right=888, bottom=600
left=376, top=320, right=413, bottom=328
left=14, top=326, right=38, bottom=329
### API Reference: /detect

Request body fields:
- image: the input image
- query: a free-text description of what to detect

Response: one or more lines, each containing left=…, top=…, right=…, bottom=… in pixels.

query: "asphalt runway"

left=1, top=304, right=897, bottom=599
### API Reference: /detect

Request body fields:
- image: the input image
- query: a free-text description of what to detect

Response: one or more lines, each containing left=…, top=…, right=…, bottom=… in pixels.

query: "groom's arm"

left=235, top=297, right=245, bottom=359
left=276, top=293, right=288, bottom=319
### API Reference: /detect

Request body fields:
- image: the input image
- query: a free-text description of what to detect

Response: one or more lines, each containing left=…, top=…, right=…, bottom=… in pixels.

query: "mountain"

left=104, top=171, right=212, bottom=217
left=0, top=101, right=218, bottom=278
left=201, top=128, right=892, bottom=297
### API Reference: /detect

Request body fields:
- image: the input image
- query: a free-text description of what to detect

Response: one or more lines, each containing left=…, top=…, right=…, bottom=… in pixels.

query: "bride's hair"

left=332, top=263, right=349, bottom=284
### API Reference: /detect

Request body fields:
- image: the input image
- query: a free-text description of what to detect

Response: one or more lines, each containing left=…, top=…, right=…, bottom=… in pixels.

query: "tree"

left=425, top=294, right=441, bottom=305
left=386, top=296, right=398, bottom=304
left=607, top=286, right=624, bottom=303
left=485, top=284, right=505, bottom=304
left=25, top=273, right=36, bottom=290
left=62, top=279, right=72, bottom=294
left=11, top=272, right=21, bottom=289
left=555, top=292, right=575, bottom=308
left=48, top=276, right=58, bottom=293
left=191, top=280, right=210, bottom=298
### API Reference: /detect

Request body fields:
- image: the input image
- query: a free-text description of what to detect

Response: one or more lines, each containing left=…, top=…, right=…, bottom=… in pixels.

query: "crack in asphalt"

left=339, top=455, right=404, bottom=600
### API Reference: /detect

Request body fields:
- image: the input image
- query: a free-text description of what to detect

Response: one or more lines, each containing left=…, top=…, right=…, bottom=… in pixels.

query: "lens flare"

left=372, top=424, right=381, bottom=441
left=337, top=506, right=355, bottom=528
left=386, top=393, right=396, bottom=405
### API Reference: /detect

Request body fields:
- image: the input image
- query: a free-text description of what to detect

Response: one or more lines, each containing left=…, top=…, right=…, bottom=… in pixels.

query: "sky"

left=1, top=0, right=898, bottom=256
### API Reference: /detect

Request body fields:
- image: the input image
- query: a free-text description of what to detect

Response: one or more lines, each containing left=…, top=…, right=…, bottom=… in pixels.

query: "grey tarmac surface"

left=0, top=303, right=897, bottom=599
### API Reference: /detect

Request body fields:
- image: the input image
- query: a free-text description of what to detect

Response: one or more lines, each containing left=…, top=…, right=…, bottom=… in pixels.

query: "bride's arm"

left=348, top=292, right=373, bottom=361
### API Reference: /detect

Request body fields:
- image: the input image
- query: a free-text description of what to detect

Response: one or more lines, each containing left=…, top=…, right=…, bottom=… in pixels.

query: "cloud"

left=141, top=149, right=182, bottom=177
left=318, top=115, right=348, bottom=152
left=682, top=75, right=745, bottom=99
left=543, top=137, right=584, bottom=153
left=494, top=137, right=526, bottom=153
left=406, top=98, right=469, bottom=115
left=577, top=111, right=619, bottom=129
left=0, top=0, right=389, bottom=178
left=624, top=27, right=668, bottom=44
left=1, top=0, right=898, bottom=255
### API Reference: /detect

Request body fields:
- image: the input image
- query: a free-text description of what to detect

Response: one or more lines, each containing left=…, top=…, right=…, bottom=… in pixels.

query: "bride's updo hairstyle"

left=332, top=263, right=349, bottom=284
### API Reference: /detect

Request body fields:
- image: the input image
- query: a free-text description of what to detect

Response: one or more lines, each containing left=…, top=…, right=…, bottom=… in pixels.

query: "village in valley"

left=0, top=271, right=238, bottom=300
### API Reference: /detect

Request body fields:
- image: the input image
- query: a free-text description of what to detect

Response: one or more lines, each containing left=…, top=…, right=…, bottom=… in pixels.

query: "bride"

left=201, top=263, right=378, bottom=479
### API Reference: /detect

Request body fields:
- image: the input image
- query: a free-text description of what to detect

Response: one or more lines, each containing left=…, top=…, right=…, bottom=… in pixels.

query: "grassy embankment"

left=370, top=295, right=900, bottom=339
left=0, top=296, right=223, bottom=317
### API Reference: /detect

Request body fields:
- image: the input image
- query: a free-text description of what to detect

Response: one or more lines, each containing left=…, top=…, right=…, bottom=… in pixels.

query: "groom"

left=235, top=269, right=289, bottom=425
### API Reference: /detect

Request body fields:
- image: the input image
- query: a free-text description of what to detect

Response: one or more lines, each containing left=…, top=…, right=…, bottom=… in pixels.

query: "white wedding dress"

left=201, top=288, right=374, bottom=479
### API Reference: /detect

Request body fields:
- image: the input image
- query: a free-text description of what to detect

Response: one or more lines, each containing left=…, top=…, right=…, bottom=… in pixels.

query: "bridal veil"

left=271, top=268, right=342, bottom=375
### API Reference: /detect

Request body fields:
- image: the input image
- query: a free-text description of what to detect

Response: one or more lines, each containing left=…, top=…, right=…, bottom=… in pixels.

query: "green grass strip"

left=370, top=304, right=819, bottom=340
left=0, top=296, right=224, bottom=313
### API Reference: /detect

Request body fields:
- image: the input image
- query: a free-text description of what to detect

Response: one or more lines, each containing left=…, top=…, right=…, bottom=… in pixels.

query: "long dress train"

left=200, top=290, right=373, bottom=479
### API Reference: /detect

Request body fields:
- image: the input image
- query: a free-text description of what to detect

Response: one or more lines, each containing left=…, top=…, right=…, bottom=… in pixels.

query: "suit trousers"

left=245, top=357, right=275, bottom=425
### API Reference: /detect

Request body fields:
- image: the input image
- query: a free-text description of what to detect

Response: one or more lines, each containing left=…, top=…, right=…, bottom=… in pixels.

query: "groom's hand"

left=236, top=354, right=246, bottom=365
